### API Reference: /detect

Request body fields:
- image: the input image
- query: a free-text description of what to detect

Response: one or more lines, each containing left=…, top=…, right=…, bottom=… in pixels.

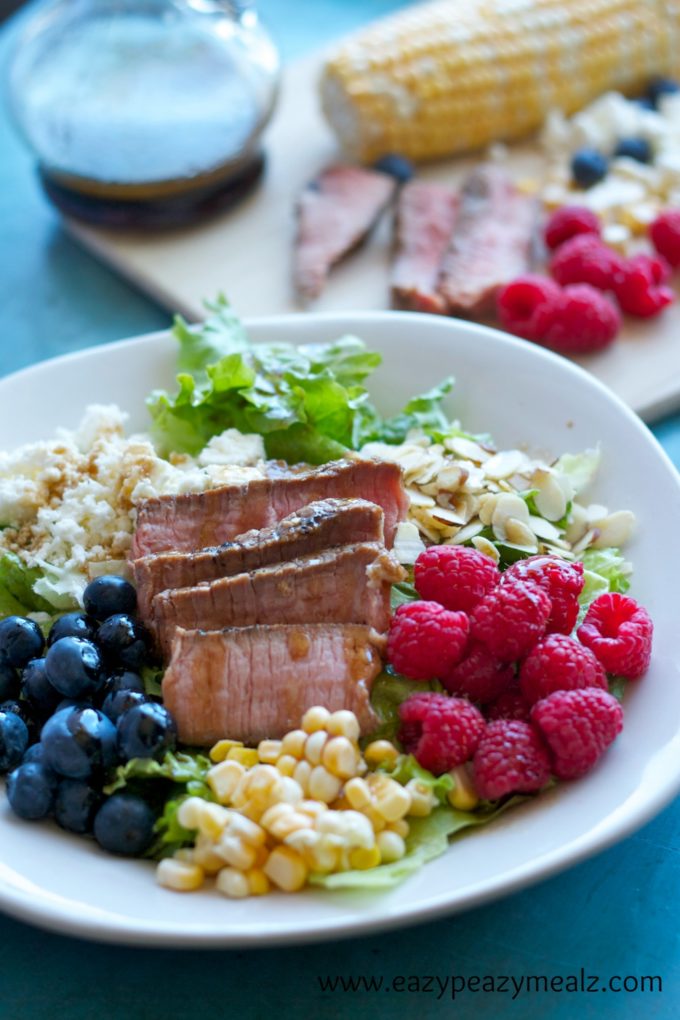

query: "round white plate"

left=0, top=311, right=678, bottom=947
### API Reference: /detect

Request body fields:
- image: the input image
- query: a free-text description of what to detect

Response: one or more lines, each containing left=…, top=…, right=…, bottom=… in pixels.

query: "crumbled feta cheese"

left=0, top=406, right=267, bottom=608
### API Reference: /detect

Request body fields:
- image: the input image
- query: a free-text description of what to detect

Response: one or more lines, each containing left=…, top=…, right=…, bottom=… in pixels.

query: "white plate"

left=0, top=311, right=679, bottom=947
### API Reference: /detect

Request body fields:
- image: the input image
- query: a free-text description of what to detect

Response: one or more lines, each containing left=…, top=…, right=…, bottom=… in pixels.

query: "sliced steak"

left=162, top=623, right=383, bottom=745
left=153, top=541, right=403, bottom=658
left=131, top=458, right=408, bottom=558
left=133, top=497, right=385, bottom=625
left=391, top=181, right=459, bottom=314
left=293, top=164, right=397, bottom=301
left=437, top=165, right=537, bottom=318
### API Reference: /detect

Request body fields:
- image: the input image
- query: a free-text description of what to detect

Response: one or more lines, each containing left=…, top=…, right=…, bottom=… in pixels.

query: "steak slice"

left=162, top=624, right=383, bottom=745
left=391, top=181, right=459, bottom=314
left=293, top=164, right=397, bottom=301
left=437, top=165, right=537, bottom=319
left=153, top=541, right=404, bottom=658
left=131, top=458, right=408, bottom=558
left=133, top=497, right=385, bottom=626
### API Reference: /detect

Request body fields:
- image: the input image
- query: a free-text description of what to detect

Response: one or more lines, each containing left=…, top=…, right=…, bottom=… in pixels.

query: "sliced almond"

left=528, top=515, right=563, bottom=542
left=585, top=503, right=610, bottom=523
left=393, top=522, right=427, bottom=565
left=407, top=488, right=436, bottom=509
left=564, top=502, right=589, bottom=545
left=532, top=468, right=568, bottom=522
left=436, top=463, right=469, bottom=492
left=491, top=492, right=531, bottom=541
left=445, top=437, right=492, bottom=463
left=590, top=510, right=636, bottom=549
left=504, top=518, right=539, bottom=550
left=571, top=527, right=599, bottom=555
left=430, top=505, right=469, bottom=527
left=471, top=536, right=500, bottom=562
left=483, top=449, right=528, bottom=480
left=478, top=493, right=501, bottom=526
left=449, top=521, right=484, bottom=545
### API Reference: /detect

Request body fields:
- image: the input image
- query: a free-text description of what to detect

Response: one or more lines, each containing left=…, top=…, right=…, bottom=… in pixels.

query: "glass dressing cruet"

left=7, top=0, right=281, bottom=227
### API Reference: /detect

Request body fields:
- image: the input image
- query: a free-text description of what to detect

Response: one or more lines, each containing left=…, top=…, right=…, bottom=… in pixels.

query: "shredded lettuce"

left=368, top=668, right=441, bottom=744
left=147, top=296, right=454, bottom=462
left=0, top=552, right=54, bottom=618
left=580, top=547, right=632, bottom=594
left=379, top=753, right=454, bottom=802
left=104, top=749, right=211, bottom=796
left=554, top=447, right=601, bottom=495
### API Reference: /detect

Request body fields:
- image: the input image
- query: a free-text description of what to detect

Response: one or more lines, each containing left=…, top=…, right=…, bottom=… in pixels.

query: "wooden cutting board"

left=66, top=51, right=680, bottom=423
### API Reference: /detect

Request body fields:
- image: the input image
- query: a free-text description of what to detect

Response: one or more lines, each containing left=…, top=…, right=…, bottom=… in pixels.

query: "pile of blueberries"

left=570, top=76, right=679, bottom=188
left=0, top=576, right=177, bottom=856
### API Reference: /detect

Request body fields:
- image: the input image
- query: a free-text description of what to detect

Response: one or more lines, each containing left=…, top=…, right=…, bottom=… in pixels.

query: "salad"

left=0, top=299, right=653, bottom=899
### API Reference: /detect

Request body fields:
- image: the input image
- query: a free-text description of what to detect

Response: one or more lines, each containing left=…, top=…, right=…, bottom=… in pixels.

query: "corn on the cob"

left=320, top=0, right=680, bottom=162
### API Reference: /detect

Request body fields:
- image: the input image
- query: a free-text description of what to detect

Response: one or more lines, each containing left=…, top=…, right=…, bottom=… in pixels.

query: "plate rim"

left=1, top=309, right=679, bottom=948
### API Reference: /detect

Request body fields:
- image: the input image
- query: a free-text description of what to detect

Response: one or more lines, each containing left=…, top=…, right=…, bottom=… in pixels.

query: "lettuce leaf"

left=580, top=547, right=631, bottom=594
left=308, top=797, right=527, bottom=891
left=368, top=668, right=441, bottom=744
left=378, top=753, right=454, bottom=802
left=103, top=749, right=211, bottom=796
left=0, top=552, right=54, bottom=618
left=147, top=297, right=454, bottom=462
left=554, top=447, right=601, bottom=495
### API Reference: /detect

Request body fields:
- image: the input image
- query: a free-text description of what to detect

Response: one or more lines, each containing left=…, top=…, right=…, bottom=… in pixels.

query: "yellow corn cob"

left=321, top=0, right=680, bottom=162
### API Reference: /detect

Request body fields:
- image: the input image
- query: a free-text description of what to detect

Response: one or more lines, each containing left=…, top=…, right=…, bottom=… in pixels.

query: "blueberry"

left=83, top=576, right=137, bottom=621
left=647, top=76, right=680, bottom=108
left=570, top=148, right=608, bottom=188
left=0, top=659, right=19, bottom=702
left=22, top=742, right=49, bottom=765
left=21, top=658, right=62, bottom=719
left=47, top=612, right=97, bottom=647
left=116, top=703, right=177, bottom=762
left=633, top=96, right=656, bottom=112
left=41, top=705, right=117, bottom=779
left=0, top=711, right=29, bottom=772
left=0, top=617, right=44, bottom=669
left=97, top=616, right=149, bottom=671
left=101, top=670, right=145, bottom=698
left=101, top=689, right=147, bottom=724
left=45, top=637, right=103, bottom=698
left=93, top=794, right=156, bottom=856
left=6, top=762, right=57, bottom=820
left=55, top=778, right=101, bottom=834
left=614, top=137, right=652, bottom=163
left=0, top=699, right=37, bottom=741
left=373, top=153, right=414, bottom=183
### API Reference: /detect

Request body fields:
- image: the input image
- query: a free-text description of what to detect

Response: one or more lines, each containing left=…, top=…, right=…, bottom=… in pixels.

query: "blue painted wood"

left=0, top=3, right=679, bottom=1017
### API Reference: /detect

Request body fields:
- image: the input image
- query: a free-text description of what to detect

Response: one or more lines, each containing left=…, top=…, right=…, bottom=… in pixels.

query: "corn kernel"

left=276, top=754, right=297, bottom=777
left=176, top=796, right=205, bottom=830
left=297, top=799, right=328, bottom=820
left=253, top=845, right=270, bottom=868
left=348, top=845, right=381, bottom=870
left=447, top=765, right=480, bottom=811
left=264, top=846, right=309, bottom=892
left=224, top=813, right=267, bottom=847
left=173, top=848, right=196, bottom=864
left=216, top=867, right=250, bottom=899
left=277, top=775, right=304, bottom=806
left=217, top=835, right=258, bottom=871
left=266, top=808, right=313, bottom=842
left=207, top=760, right=246, bottom=804
left=371, top=778, right=411, bottom=823
left=301, top=706, right=331, bottom=733
left=308, top=765, right=342, bottom=803
left=241, top=765, right=281, bottom=807
left=322, top=736, right=359, bottom=779
left=344, top=777, right=371, bottom=811
left=195, top=802, right=231, bottom=841
left=388, top=818, right=410, bottom=839
left=193, top=836, right=228, bottom=875
left=303, top=729, right=328, bottom=766
left=227, top=747, right=259, bottom=767
left=281, top=729, right=307, bottom=759
left=156, top=857, right=205, bottom=891
left=326, top=710, right=360, bottom=742
left=257, top=739, right=283, bottom=765
left=363, top=740, right=399, bottom=767
left=406, top=778, right=437, bottom=817
left=209, top=739, right=243, bottom=763
left=293, top=759, right=312, bottom=793
left=316, top=810, right=375, bottom=849
left=377, top=830, right=406, bottom=863
left=246, top=868, right=271, bottom=896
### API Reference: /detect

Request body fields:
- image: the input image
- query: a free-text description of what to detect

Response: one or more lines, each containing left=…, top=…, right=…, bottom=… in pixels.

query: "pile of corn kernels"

left=156, top=706, right=477, bottom=898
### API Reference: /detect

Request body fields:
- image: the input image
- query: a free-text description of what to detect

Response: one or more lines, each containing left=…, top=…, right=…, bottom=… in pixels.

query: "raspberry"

left=532, top=284, right=621, bottom=354
left=486, top=685, right=532, bottom=722
left=613, top=254, right=674, bottom=318
left=544, top=206, right=601, bottom=250
left=519, top=634, right=608, bottom=704
left=577, top=593, right=653, bottom=679
left=387, top=601, right=469, bottom=681
left=414, top=545, right=500, bottom=613
left=497, top=275, right=562, bottom=340
left=502, top=555, right=585, bottom=634
left=650, top=208, right=680, bottom=267
left=470, top=580, right=551, bottom=661
left=398, top=692, right=485, bottom=774
left=440, top=642, right=514, bottom=703
left=531, top=687, right=624, bottom=779
left=473, top=720, right=553, bottom=799
left=549, top=234, right=623, bottom=290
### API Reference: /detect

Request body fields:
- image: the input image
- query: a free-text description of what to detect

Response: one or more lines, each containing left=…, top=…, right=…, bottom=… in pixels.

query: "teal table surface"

left=1, top=3, right=680, bottom=1018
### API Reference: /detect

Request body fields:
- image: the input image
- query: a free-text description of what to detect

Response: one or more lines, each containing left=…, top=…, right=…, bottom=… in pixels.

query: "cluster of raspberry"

left=388, top=546, right=652, bottom=800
